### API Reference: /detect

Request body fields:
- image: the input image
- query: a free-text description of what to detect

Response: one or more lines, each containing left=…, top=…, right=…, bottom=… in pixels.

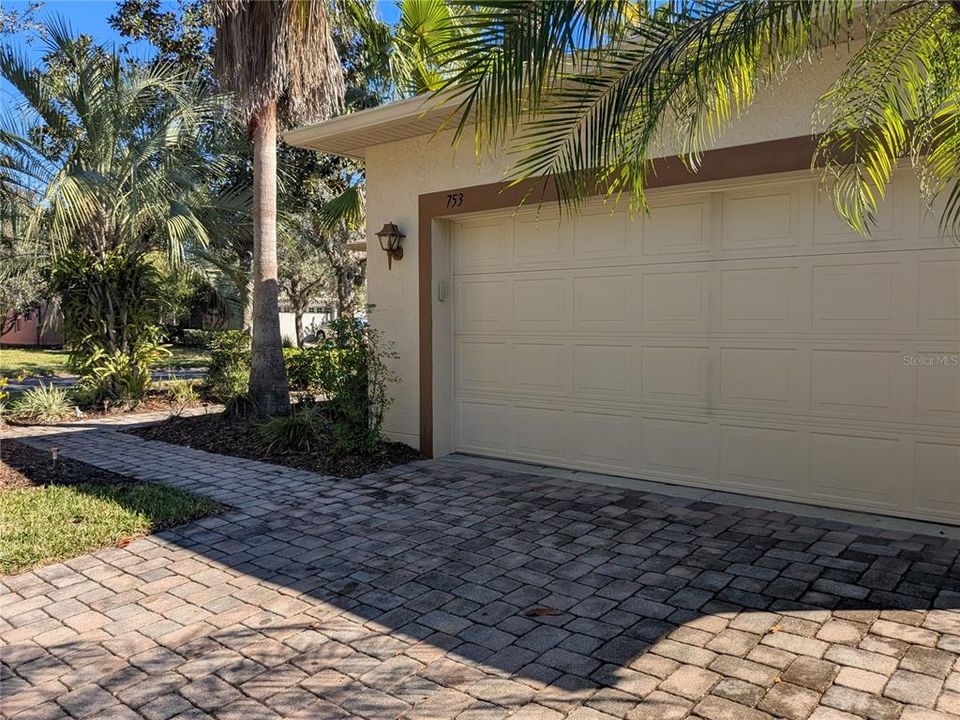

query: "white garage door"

left=451, top=170, right=960, bottom=524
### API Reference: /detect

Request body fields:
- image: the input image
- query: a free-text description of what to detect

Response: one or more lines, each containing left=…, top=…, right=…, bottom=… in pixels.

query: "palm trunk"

left=242, top=272, right=254, bottom=333
left=248, top=101, right=290, bottom=416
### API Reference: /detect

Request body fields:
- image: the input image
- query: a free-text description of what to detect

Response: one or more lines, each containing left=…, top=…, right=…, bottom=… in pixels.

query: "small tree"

left=278, top=215, right=331, bottom=348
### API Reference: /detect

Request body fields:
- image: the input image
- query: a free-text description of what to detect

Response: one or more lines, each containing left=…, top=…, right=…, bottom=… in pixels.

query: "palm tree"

left=390, top=0, right=467, bottom=95
left=0, top=23, right=230, bottom=398
left=438, top=1, right=960, bottom=236
left=212, top=0, right=345, bottom=416
left=0, top=22, right=227, bottom=263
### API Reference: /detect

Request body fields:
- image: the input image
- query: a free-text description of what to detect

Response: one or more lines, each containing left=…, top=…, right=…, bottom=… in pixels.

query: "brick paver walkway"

left=3, top=421, right=960, bottom=720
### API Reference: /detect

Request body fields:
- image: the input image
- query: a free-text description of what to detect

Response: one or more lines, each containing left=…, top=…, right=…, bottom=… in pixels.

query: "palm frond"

left=436, top=0, right=860, bottom=214
left=213, top=0, right=344, bottom=126
left=316, top=184, right=364, bottom=231
left=815, top=1, right=952, bottom=233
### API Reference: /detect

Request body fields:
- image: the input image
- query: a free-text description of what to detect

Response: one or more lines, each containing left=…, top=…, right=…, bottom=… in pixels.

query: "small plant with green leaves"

left=258, top=406, right=326, bottom=453
left=11, top=383, right=74, bottom=423
left=206, top=330, right=251, bottom=406
left=323, top=317, right=398, bottom=457
left=164, top=377, right=200, bottom=415
left=0, top=376, right=9, bottom=425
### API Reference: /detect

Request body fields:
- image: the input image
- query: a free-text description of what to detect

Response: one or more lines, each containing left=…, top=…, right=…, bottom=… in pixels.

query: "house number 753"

left=446, top=193, right=464, bottom=208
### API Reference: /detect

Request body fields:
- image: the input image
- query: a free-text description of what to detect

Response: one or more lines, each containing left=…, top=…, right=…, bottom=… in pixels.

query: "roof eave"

left=283, top=93, right=453, bottom=159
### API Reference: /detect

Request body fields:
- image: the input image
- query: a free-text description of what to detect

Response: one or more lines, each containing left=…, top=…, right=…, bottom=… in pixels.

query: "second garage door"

left=450, top=170, right=960, bottom=524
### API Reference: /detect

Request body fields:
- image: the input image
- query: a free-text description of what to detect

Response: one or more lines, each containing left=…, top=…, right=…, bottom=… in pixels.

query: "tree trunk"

left=242, top=272, right=254, bottom=333
left=34, top=304, right=47, bottom=347
left=294, top=311, right=304, bottom=348
left=248, top=102, right=290, bottom=416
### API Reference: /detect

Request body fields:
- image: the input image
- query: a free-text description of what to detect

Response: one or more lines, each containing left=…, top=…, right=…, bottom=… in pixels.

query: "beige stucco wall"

left=363, top=50, right=852, bottom=449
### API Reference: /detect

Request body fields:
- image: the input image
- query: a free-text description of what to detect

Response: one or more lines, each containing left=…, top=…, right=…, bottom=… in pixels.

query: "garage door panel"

left=814, top=175, right=903, bottom=245
left=574, top=275, right=633, bottom=328
left=455, top=219, right=510, bottom=271
left=511, top=405, right=569, bottom=462
left=640, top=418, right=713, bottom=481
left=720, top=265, right=805, bottom=330
left=913, top=441, right=960, bottom=516
left=574, top=208, right=632, bottom=260
left=514, top=211, right=567, bottom=265
left=719, top=424, right=800, bottom=495
left=456, top=279, right=508, bottom=331
left=451, top=170, right=960, bottom=524
left=640, top=271, right=710, bottom=330
left=573, top=345, right=633, bottom=398
left=514, top=278, right=568, bottom=330
left=457, top=401, right=508, bottom=453
left=514, top=343, right=569, bottom=395
left=723, top=186, right=806, bottom=251
left=720, top=347, right=798, bottom=410
left=641, top=346, right=709, bottom=405
left=812, top=262, right=903, bottom=332
left=456, top=341, right=507, bottom=391
left=916, top=355, right=960, bottom=420
left=810, top=350, right=901, bottom=417
left=809, top=432, right=903, bottom=510
left=571, top=411, right=636, bottom=472
left=642, top=197, right=710, bottom=256
left=918, top=260, right=960, bottom=332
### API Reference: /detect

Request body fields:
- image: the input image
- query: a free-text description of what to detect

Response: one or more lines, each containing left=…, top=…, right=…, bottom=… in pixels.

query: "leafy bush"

left=283, top=346, right=345, bottom=393
left=68, top=385, right=100, bottom=410
left=50, top=250, right=169, bottom=404
left=277, top=318, right=398, bottom=456
left=258, top=406, right=325, bottom=452
left=206, top=330, right=250, bottom=404
left=181, top=329, right=214, bottom=348
left=323, top=318, right=397, bottom=456
left=11, top=383, right=74, bottom=423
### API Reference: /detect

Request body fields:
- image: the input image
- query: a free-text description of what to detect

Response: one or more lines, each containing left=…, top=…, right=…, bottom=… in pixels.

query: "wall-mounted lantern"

left=375, top=222, right=404, bottom=269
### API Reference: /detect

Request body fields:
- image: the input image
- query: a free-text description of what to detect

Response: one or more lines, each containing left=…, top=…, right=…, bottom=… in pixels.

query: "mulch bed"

left=77, top=395, right=211, bottom=419
left=125, top=413, right=422, bottom=479
left=0, top=440, right=133, bottom=491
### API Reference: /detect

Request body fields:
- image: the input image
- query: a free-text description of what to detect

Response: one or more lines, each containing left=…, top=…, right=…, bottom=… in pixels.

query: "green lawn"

left=0, top=345, right=209, bottom=378
left=0, top=482, right=219, bottom=574
left=160, top=346, right=210, bottom=370
left=0, top=348, right=71, bottom=377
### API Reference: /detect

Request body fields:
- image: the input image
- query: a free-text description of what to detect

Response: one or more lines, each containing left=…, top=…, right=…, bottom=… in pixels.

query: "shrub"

left=206, top=330, right=250, bottom=404
left=283, top=346, right=344, bottom=393
left=181, top=329, right=213, bottom=348
left=69, top=385, right=100, bottom=410
left=323, top=318, right=397, bottom=456
left=50, top=250, right=169, bottom=404
left=12, top=383, right=74, bottom=423
left=258, top=406, right=325, bottom=452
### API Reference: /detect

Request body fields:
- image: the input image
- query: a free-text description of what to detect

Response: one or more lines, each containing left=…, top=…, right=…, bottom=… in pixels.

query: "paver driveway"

left=3, top=421, right=960, bottom=720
